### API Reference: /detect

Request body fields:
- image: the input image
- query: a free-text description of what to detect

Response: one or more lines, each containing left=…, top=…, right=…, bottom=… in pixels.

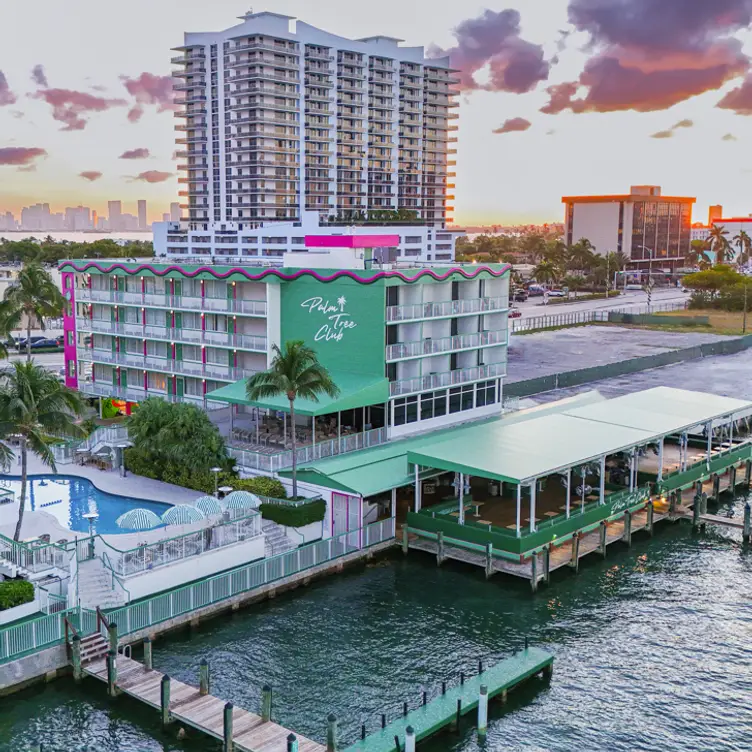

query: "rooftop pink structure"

left=304, top=234, right=401, bottom=248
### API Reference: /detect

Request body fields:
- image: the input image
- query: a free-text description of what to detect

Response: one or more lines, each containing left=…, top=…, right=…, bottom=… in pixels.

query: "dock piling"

left=478, top=659, right=483, bottom=674
left=441, top=681, right=446, bottom=695
left=693, top=493, right=701, bottom=530
left=569, top=534, right=580, bottom=573
left=477, top=685, right=489, bottom=739
left=744, top=502, right=751, bottom=543
left=361, top=724, right=366, bottom=740
left=542, top=545, right=550, bottom=585
left=730, top=466, right=737, bottom=491
left=71, top=635, right=82, bottom=683
left=669, top=492, right=677, bottom=521
left=437, top=531, right=444, bottom=566
left=326, top=713, right=338, bottom=752
left=745, top=459, right=752, bottom=486
left=646, top=501, right=654, bottom=536
left=453, top=698, right=461, bottom=731
left=261, top=684, right=272, bottom=722
left=485, top=542, right=493, bottom=579
left=403, top=701, right=408, bottom=717
left=525, top=636, right=529, bottom=651
left=223, top=702, right=234, bottom=752
left=199, top=659, right=210, bottom=696
left=160, top=675, right=171, bottom=727
left=401, top=524, right=408, bottom=555
left=622, top=511, right=632, bottom=546
left=106, top=650, right=117, bottom=698
left=530, top=554, right=538, bottom=592
left=287, top=733, right=298, bottom=752
left=422, top=690, right=427, bottom=706
left=405, top=726, right=416, bottom=752
left=712, top=474, right=720, bottom=500
left=598, top=522, right=607, bottom=557
left=381, top=713, right=386, bottom=729
left=107, top=622, right=118, bottom=654
left=143, top=637, right=152, bottom=671
left=460, top=672, right=465, bottom=685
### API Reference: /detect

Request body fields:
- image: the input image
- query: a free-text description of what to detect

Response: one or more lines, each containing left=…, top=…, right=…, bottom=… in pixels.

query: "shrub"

left=101, top=398, right=120, bottom=419
left=259, top=499, right=326, bottom=527
left=233, top=476, right=287, bottom=499
left=0, top=579, right=34, bottom=610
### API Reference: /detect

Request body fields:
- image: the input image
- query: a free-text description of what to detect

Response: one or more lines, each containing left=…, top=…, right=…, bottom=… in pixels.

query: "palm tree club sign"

left=301, top=296, right=357, bottom=343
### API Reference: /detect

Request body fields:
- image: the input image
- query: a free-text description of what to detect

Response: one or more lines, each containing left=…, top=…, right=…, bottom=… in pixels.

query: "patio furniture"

left=477, top=520, right=493, bottom=529
left=544, top=511, right=558, bottom=518
left=471, top=501, right=484, bottom=518
left=505, top=524, right=517, bottom=530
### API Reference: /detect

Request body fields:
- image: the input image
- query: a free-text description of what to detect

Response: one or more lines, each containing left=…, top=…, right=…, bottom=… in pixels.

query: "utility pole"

left=744, top=281, right=748, bottom=335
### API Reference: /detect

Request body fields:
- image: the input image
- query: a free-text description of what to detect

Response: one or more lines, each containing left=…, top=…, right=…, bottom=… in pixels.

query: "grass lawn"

left=654, top=309, right=750, bottom=335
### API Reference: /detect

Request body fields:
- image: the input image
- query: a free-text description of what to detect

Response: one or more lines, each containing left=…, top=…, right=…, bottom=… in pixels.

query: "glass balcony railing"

left=386, top=295, right=509, bottom=323
left=386, top=329, right=508, bottom=361
left=389, top=362, right=507, bottom=397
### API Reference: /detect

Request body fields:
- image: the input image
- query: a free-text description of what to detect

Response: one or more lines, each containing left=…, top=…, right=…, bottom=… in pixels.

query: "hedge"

left=259, top=499, right=326, bottom=527
left=231, top=476, right=287, bottom=499
left=0, top=580, right=34, bottom=610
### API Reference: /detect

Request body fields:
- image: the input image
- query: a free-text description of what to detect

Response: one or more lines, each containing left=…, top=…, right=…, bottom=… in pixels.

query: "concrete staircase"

left=0, top=558, right=32, bottom=580
left=262, top=520, right=296, bottom=557
left=79, top=633, right=109, bottom=665
left=77, top=558, right=126, bottom=611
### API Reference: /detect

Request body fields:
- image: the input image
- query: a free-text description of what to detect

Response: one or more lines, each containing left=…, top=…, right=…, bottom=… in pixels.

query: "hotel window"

left=147, top=372, right=167, bottom=392
left=67, top=360, right=75, bottom=377
left=420, top=390, right=447, bottom=421
left=393, top=395, right=418, bottom=426
left=449, top=384, right=474, bottom=413
left=475, top=380, right=496, bottom=407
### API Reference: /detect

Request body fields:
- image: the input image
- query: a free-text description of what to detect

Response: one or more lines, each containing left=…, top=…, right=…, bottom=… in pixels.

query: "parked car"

left=547, top=290, right=565, bottom=297
left=15, top=335, right=46, bottom=349
left=512, top=289, right=528, bottom=302
left=509, top=309, right=522, bottom=319
left=30, top=338, right=59, bottom=349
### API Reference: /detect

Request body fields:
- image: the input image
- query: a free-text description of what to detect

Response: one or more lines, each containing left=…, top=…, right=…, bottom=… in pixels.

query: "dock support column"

left=692, top=493, right=701, bottom=530
left=405, top=726, right=416, bottom=752
left=712, top=474, right=720, bottom=500
left=261, top=685, right=272, bottom=722
left=437, top=531, right=445, bottom=566
left=598, top=522, right=607, bottom=557
left=530, top=555, right=538, bottom=593
left=223, top=703, right=234, bottom=752
left=529, top=480, right=537, bottom=533
left=106, top=650, right=117, bottom=698
left=516, top=484, right=522, bottom=537
left=542, top=545, right=550, bottom=585
left=746, top=459, right=752, bottom=486
left=287, top=733, right=299, bottom=752
left=730, top=465, right=737, bottom=492
left=401, top=524, right=408, bottom=555
left=743, top=502, right=751, bottom=543
left=622, top=511, right=632, bottom=546
left=477, top=686, right=489, bottom=739
left=160, top=675, right=171, bottom=727
left=71, top=635, right=82, bottom=682
left=199, top=659, right=210, bottom=696
left=485, top=542, right=494, bottom=579
left=327, top=713, right=338, bottom=752
left=646, top=501, right=654, bottom=536
left=669, top=492, right=677, bottom=521
left=414, top=464, right=421, bottom=513
left=569, top=534, right=580, bottom=573
left=143, top=637, right=152, bottom=670
left=565, top=468, right=571, bottom=519
left=107, top=622, right=118, bottom=654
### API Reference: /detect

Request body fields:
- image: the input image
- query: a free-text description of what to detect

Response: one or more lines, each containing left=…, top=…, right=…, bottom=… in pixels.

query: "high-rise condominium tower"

left=157, top=11, right=459, bottom=262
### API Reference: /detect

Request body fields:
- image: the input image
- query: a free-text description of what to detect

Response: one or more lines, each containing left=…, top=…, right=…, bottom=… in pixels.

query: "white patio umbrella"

left=223, top=490, right=261, bottom=511
left=161, top=504, right=206, bottom=526
left=195, top=496, right=223, bottom=516
left=116, top=508, right=162, bottom=531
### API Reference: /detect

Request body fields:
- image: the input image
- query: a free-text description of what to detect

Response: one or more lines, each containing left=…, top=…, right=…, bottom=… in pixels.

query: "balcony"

left=390, top=362, right=507, bottom=397
left=386, top=329, right=508, bottom=361
left=386, top=295, right=509, bottom=323
left=75, top=289, right=267, bottom=316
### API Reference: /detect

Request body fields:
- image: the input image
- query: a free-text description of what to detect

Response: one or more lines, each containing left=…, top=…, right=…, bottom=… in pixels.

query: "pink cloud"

left=493, top=117, right=532, bottom=134
left=717, top=75, right=752, bottom=114
left=0, top=71, right=17, bottom=106
left=132, top=170, right=173, bottom=183
left=119, top=147, right=150, bottom=159
left=79, top=171, right=103, bottom=181
left=31, top=88, right=127, bottom=130
left=121, top=72, right=177, bottom=121
left=0, top=147, right=47, bottom=166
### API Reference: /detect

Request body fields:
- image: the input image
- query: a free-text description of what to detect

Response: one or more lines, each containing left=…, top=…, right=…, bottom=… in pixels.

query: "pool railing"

left=0, top=532, right=69, bottom=574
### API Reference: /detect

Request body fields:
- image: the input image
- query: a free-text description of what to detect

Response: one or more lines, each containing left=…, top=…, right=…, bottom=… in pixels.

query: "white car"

left=546, top=290, right=565, bottom=297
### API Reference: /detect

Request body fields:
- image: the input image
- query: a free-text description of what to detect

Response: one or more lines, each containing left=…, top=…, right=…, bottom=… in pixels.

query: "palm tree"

left=246, top=341, right=339, bottom=498
left=2, top=262, right=65, bottom=361
left=0, top=361, right=85, bottom=540
left=708, top=225, right=731, bottom=266
left=734, top=230, right=752, bottom=267
left=567, top=239, right=597, bottom=274
left=532, top=260, right=559, bottom=286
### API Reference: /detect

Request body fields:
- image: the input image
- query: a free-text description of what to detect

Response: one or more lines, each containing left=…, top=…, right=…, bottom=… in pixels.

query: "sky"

left=2, top=0, right=752, bottom=225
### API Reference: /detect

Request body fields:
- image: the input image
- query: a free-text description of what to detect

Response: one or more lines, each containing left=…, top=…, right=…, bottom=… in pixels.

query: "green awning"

left=206, top=371, right=390, bottom=417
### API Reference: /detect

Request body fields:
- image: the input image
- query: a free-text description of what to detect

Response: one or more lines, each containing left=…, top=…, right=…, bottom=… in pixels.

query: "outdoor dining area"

left=110, top=491, right=263, bottom=577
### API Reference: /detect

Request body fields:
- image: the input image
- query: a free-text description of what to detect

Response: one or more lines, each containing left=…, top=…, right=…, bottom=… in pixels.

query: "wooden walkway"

left=343, top=647, right=553, bottom=752
left=83, top=654, right=324, bottom=752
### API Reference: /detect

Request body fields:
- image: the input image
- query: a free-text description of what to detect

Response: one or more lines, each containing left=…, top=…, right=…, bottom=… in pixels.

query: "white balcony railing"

left=389, top=362, right=507, bottom=397
left=386, top=295, right=509, bottom=323
left=386, top=329, right=508, bottom=361
left=229, top=426, right=388, bottom=473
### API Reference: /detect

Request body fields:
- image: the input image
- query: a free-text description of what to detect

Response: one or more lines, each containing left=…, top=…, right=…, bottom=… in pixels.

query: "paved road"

left=514, top=288, right=689, bottom=319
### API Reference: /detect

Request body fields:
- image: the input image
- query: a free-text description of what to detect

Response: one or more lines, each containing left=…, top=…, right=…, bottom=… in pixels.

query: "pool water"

left=0, top=476, right=171, bottom=536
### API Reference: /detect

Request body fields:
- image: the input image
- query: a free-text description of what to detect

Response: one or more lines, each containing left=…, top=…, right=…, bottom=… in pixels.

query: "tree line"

left=0, top=237, right=154, bottom=265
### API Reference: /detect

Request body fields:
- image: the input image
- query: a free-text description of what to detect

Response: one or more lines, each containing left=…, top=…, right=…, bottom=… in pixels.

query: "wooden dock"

left=83, top=653, right=325, bottom=752
left=343, top=647, right=553, bottom=752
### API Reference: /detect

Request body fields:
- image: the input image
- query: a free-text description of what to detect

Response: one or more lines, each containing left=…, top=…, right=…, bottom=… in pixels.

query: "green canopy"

left=206, top=371, right=390, bottom=417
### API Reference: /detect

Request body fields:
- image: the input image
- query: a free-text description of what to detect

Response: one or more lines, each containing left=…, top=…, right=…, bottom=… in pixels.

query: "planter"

left=0, top=597, right=41, bottom=626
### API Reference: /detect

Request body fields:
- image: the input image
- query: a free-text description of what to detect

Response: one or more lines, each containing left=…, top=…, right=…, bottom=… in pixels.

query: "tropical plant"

left=686, top=243, right=712, bottom=270
left=561, top=274, right=587, bottom=298
left=1, top=261, right=65, bottom=361
left=708, top=225, right=732, bottom=266
left=126, top=397, right=227, bottom=473
left=733, top=230, right=752, bottom=267
left=0, top=361, right=85, bottom=540
left=532, top=260, right=560, bottom=286
left=567, top=239, right=597, bottom=273
left=246, top=341, right=339, bottom=499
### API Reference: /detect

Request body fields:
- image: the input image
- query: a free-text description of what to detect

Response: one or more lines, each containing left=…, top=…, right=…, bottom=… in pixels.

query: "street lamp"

left=210, top=466, right=222, bottom=496
left=82, top=512, right=99, bottom=559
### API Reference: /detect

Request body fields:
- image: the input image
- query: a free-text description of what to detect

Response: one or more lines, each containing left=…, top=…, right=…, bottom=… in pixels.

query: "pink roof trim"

left=305, top=234, right=401, bottom=248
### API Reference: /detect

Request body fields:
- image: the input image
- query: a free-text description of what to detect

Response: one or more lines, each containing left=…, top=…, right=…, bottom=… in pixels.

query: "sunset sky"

left=2, top=0, right=752, bottom=226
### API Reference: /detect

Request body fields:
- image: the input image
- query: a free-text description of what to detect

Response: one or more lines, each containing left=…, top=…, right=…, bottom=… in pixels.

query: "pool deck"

left=0, top=449, right=204, bottom=542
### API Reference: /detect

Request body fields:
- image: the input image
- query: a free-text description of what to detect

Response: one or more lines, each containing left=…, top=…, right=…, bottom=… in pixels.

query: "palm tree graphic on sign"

left=337, top=296, right=347, bottom=311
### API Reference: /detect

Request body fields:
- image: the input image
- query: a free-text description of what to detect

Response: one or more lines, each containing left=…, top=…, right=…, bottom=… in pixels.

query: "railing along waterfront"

left=101, top=512, right=263, bottom=578
left=386, top=295, right=508, bottom=322
left=229, top=426, right=388, bottom=472
left=0, top=532, right=68, bottom=574
left=0, top=608, right=79, bottom=663
left=106, top=518, right=396, bottom=636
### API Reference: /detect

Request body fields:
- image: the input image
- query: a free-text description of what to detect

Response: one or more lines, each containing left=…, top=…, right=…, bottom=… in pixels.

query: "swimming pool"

left=0, top=476, right=172, bottom=535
